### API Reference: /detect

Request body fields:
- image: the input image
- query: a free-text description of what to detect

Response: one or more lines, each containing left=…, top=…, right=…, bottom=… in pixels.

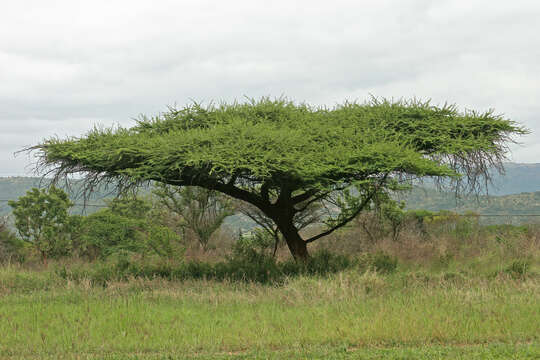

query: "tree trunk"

left=276, top=220, right=309, bottom=261
left=41, top=251, right=48, bottom=267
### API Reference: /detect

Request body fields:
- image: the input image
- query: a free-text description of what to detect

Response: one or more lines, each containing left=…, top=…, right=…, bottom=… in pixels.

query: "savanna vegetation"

left=1, top=198, right=539, bottom=359
left=1, top=97, right=538, bottom=359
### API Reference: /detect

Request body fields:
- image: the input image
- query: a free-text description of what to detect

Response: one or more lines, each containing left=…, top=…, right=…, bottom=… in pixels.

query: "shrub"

left=78, top=209, right=144, bottom=260
left=57, top=249, right=357, bottom=285
left=285, top=249, right=354, bottom=276
left=505, top=260, right=530, bottom=278
left=0, top=218, right=26, bottom=263
left=232, top=229, right=275, bottom=260
left=144, top=224, right=185, bottom=262
left=226, top=235, right=282, bottom=282
left=77, top=199, right=184, bottom=261
left=369, top=251, right=398, bottom=274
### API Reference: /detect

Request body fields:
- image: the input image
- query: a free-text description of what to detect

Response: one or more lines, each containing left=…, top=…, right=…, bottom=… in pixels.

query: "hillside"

left=1, top=162, right=539, bottom=220
left=0, top=177, right=112, bottom=216
left=400, top=187, right=540, bottom=220
left=488, top=162, right=540, bottom=195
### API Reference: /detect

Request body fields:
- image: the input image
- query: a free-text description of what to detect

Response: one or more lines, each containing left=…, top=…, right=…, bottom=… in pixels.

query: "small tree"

left=353, top=191, right=407, bottom=243
left=153, top=184, right=234, bottom=251
left=30, top=97, right=527, bottom=260
left=8, top=187, right=73, bottom=263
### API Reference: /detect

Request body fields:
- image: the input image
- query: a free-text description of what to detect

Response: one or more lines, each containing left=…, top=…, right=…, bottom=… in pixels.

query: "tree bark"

left=275, top=219, right=309, bottom=261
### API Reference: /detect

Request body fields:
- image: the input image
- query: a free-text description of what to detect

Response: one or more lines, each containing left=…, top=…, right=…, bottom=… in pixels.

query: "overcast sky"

left=1, top=0, right=539, bottom=176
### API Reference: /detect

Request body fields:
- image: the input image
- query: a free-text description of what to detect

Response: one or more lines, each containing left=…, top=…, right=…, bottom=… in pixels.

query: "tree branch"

left=294, top=183, right=352, bottom=213
left=304, top=175, right=388, bottom=244
left=160, top=177, right=270, bottom=212
left=290, top=189, right=318, bottom=205
left=260, top=182, right=270, bottom=202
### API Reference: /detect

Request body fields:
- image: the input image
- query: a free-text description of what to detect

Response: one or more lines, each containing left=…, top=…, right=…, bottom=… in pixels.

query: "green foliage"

left=233, top=229, right=276, bottom=259
left=360, top=209, right=484, bottom=242
left=0, top=217, right=26, bottom=263
left=78, top=196, right=184, bottom=261
left=505, top=259, right=531, bottom=278
left=356, top=197, right=423, bottom=243
left=106, top=196, right=151, bottom=218
left=37, top=98, right=524, bottom=185
left=144, top=224, right=185, bottom=261
left=289, top=249, right=354, bottom=276
left=78, top=209, right=144, bottom=260
left=380, top=200, right=406, bottom=240
left=486, top=224, right=529, bottom=235
left=8, top=187, right=74, bottom=262
left=0, top=177, right=115, bottom=217
left=368, top=251, right=398, bottom=274
left=57, top=250, right=355, bottom=285
left=420, top=210, right=480, bottom=240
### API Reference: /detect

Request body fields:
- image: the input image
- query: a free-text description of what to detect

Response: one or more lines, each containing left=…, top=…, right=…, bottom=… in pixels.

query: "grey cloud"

left=1, top=0, right=539, bottom=175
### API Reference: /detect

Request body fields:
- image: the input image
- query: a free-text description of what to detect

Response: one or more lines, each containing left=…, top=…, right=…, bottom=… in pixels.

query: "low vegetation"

left=1, top=189, right=539, bottom=358
left=0, top=262, right=538, bottom=359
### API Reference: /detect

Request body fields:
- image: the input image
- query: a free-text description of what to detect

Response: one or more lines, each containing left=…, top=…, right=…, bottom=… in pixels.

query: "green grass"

left=0, top=266, right=538, bottom=359
left=2, top=343, right=538, bottom=359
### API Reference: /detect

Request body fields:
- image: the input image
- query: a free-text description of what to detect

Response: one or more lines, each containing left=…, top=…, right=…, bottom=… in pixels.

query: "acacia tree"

left=29, top=97, right=526, bottom=260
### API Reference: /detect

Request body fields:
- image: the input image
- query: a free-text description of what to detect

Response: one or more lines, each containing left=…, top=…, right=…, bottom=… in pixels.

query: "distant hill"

left=1, top=162, right=539, bottom=220
left=401, top=187, right=540, bottom=214
left=399, top=187, right=540, bottom=224
left=0, top=177, right=112, bottom=216
left=487, top=163, right=540, bottom=195
left=0, top=177, right=43, bottom=216
left=394, top=162, right=540, bottom=219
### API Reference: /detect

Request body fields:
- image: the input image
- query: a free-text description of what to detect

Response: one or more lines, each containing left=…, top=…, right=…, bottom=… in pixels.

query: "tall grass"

left=0, top=267, right=538, bottom=358
left=0, top=221, right=538, bottom=358
left=311, top=219, right=540, bottom=272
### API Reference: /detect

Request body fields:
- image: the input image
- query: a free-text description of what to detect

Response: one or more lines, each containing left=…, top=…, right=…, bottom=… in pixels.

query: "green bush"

left=484, top=224, right=529, bottom=236
left=505, top=260, right=530, bottom=279
left=232, top=230, right=276, bottom=261
left=56, top=249, right=357, bottom=285
left=144, top=224, right=185, bottom=261
left=78, top=209, right=145, bottom=260
left=368, top=251, right=398, bottom=274
left=282, top=249, right=354, bottom=276
left=0, top=219, right=26, bottom=263
left=77, top=197, right=184, bottom=261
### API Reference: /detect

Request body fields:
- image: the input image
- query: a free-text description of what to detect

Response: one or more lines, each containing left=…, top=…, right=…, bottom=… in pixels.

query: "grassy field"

left=1, top=221, right=538, bottom=358
left=0, top=264, right=538, bottom=359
